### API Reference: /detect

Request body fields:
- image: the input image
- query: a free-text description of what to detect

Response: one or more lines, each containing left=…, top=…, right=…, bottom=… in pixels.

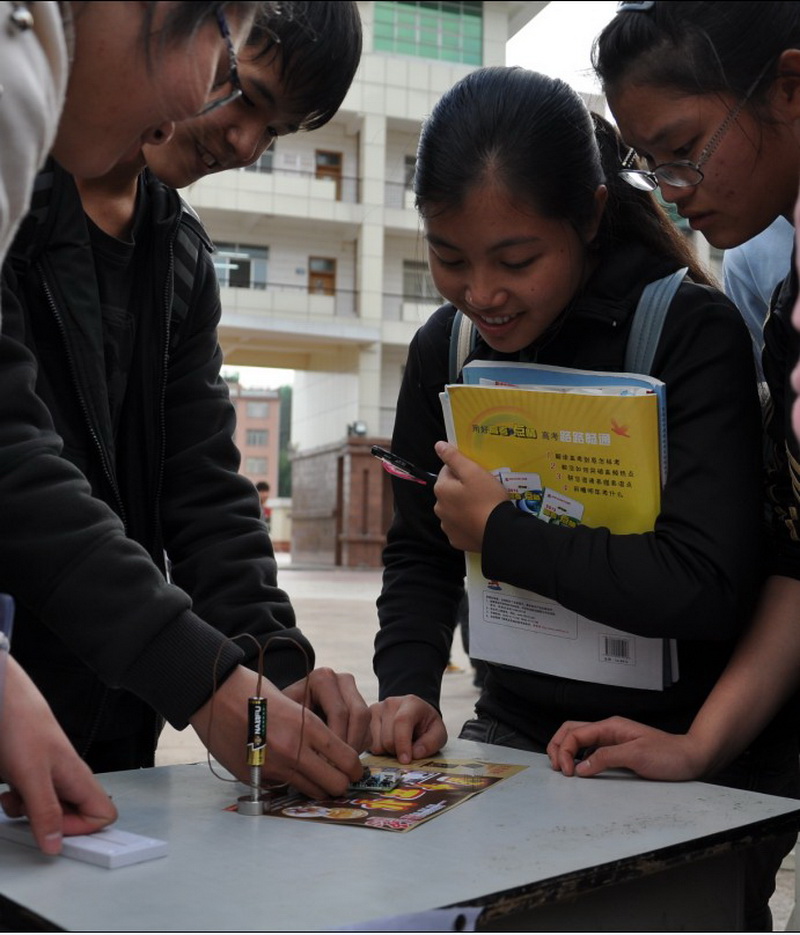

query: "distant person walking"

left=256, top=480, right=272, bottom=532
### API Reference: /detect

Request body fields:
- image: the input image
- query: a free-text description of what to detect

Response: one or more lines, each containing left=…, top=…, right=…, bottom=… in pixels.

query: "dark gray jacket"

left=1, top=160, right=312, bottom=768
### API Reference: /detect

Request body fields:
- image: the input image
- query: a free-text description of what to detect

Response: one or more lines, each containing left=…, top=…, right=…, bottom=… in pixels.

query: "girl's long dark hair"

left=414, top=67, right=708, bottom=283
left=593, top=1, right=800, bottom=110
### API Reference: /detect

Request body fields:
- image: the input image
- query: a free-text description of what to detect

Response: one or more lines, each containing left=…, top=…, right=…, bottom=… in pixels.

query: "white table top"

left=1, top=739, right=799, bottom=932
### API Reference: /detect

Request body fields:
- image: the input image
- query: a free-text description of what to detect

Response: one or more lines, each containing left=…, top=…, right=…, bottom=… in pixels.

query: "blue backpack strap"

left=624, top=267, right=688, bottom=374
left=448, top=308, right=478, bottom=383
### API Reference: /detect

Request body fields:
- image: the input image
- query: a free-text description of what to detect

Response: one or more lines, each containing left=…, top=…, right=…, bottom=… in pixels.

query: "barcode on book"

left=600, top=634, right=634, bottom=666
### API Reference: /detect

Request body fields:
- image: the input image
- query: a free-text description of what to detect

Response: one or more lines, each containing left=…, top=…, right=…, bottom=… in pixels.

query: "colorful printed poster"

left=255, top=756, right=527, bottom=833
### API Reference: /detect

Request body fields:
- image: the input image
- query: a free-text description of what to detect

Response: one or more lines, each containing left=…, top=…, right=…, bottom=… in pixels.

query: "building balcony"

left=185, top=167, right=363, bottom=235
left=220, top=282, right=360, bottom=321
left=218, top=283, right=379, bottom=370
left=383, top=182, right=420, bottom=232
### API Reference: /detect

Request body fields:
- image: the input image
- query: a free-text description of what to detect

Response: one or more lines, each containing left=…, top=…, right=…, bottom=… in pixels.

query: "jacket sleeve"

left=374, top=308, right=465, bottom=708
left=0, top=267, right=243, bottom=729
left=482, top=284, right=765, bottom=641
left=157, top=237, right=314, bottom=688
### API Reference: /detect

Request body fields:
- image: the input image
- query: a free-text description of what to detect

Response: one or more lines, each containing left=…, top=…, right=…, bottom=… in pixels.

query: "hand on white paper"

left=0, top=656, right=117, bottom=854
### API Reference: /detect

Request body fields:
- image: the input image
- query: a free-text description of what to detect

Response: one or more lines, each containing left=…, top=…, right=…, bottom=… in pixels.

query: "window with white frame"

left=246, top=429, right=268, bottom=447
left=244, top=148, right=274, bottom=173
left=246, top=401, right=270, bottom=418
left=214, top=244, right=269, bottom=290
left=245, top=457, right=268, bottom=474
left=403, top=260, right=440, bottom=303
left=404, top=155, right=416, bottom=191
left=374, top=1, right=482, bottom=65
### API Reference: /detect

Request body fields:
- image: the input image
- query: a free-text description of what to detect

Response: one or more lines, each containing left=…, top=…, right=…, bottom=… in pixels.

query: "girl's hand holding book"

left=433, top=442, right=509, bottom=552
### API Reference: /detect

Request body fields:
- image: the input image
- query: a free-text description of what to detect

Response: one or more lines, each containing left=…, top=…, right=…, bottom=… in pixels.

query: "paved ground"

left=156, top=559, right=796, bottom=930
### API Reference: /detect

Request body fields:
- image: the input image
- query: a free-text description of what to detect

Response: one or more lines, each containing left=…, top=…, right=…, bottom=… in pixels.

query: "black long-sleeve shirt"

left=375, top=241, right=765, bottom=745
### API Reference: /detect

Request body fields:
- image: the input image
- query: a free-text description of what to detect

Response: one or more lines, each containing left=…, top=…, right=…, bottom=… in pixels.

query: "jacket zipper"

left=148, top=223, right=178, bottom=758
left=39, top=263, right=131, bottom=757
left=38, top=263, right=129, bottom=531
left=152, top=223, right=178, bottom=553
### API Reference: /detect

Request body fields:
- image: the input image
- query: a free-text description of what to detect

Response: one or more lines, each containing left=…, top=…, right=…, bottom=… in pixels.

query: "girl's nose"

left=465, top=282, right=507, bottom=310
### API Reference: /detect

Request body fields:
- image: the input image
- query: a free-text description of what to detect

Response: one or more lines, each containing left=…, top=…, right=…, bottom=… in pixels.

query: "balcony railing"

left=237, top=163, right=361, bottom=204
left=221, top=280, right=358, bottom=317
left=384, top=181, right=416, bottom=210
left=382, top=290, right=441, bottom=321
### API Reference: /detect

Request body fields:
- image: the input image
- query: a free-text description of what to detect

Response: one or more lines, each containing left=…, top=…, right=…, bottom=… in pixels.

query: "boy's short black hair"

left=247, top=1, right=362, bottom=132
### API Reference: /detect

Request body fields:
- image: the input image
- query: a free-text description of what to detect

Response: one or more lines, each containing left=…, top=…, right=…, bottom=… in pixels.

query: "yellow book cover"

left=445, top=384, right=661, bottom=534
left=443, top=381, right=671, bottom=691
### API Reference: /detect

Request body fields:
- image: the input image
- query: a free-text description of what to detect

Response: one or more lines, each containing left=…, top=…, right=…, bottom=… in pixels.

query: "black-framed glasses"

left=618, top=65, right=771, bottom=192
left=197, top=7, right=243, bottom=117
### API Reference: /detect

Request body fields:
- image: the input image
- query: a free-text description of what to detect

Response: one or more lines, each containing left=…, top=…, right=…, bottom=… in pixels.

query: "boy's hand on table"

left=369, top=696, right=447, bottom=764
left=190, top=665, right=364, bottom=800
left=282, top=667, right=371, bottom=753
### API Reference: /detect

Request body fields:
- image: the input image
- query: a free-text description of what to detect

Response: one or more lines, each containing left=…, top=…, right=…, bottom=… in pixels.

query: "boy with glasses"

left=1, top=1, right=364, bottom=796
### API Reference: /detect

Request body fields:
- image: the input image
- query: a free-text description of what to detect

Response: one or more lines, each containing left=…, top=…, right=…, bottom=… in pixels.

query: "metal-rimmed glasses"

left=197, top=7, right=244, bottom=117
left=618, top=65, right=772, bottom=192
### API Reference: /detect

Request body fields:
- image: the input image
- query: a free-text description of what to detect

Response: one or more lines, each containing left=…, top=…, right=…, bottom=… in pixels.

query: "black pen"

left=371, top=445, right=438, bottom=487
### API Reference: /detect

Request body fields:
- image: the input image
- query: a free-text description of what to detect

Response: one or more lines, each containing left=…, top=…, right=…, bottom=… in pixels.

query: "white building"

left=184, top=1, right=548, bottom=564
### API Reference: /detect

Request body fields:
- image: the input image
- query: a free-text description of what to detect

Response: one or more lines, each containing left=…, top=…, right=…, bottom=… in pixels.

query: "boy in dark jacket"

left=1, top=1, right=365, bottom=798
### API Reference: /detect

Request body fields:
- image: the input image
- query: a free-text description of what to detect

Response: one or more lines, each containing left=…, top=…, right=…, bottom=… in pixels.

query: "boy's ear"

left=773, top=50, right=800, bottom=118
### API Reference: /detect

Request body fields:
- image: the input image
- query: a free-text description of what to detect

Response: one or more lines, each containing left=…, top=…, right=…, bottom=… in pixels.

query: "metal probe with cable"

left=237, top=696, right=267, bottom=815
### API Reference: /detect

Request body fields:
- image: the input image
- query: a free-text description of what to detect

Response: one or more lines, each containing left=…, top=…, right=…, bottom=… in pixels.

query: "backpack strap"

left=168, top=208, right=207, bottom=353
left=448, top=308, right=478, bottom=383
left=447, top=266, right=689, bottom=381
left=624, top=267, right=688, bottom=374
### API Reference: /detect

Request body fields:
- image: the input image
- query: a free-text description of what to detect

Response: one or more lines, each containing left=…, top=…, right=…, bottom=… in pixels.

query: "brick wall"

left=291, top=436, right=392, bottom=567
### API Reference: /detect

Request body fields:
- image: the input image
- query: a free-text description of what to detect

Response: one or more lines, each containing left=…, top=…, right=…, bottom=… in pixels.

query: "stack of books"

left=440, top=360, right=674, bottom=691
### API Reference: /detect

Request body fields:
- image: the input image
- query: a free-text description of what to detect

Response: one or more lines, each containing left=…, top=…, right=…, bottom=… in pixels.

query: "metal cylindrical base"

left=237, top=796, right=266, bottom=816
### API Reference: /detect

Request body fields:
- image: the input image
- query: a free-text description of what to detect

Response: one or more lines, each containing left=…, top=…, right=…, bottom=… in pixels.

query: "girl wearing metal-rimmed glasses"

left=546, top=3, right=800, bottom=928
left=1, top=0, right=369, bottom=835
left=369, top=61, right=787, bottom=931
